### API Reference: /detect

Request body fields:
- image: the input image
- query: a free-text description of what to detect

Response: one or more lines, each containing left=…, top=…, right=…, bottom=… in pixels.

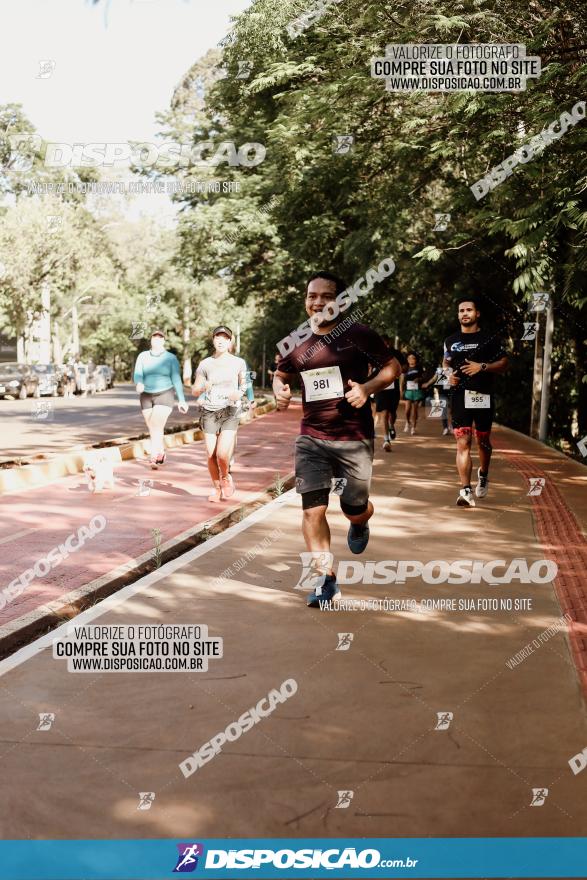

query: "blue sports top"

left=133, top=350, right=185, bottom=403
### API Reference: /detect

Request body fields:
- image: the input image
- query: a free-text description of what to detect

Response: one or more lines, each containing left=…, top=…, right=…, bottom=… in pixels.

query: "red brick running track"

left=495, top=435, right=587, bottom=695
left=0, top=406, right=300, bottom=629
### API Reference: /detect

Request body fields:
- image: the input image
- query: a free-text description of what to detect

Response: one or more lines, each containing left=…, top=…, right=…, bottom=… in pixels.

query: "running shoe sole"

left=347, top=523, right=370, bottom=554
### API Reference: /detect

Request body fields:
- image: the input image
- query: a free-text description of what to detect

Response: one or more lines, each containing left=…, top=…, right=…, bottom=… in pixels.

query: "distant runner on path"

left=193, top=326, right=247, bottom=503
left=443, top=297, right=508, bottom=508
left=134, top=329, right=188, bottom=469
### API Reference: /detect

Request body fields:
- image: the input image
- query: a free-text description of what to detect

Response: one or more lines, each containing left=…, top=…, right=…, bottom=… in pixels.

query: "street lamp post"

left=39, top=281, right=51, bottom=363
left=63, top=292, right=92, bottom=359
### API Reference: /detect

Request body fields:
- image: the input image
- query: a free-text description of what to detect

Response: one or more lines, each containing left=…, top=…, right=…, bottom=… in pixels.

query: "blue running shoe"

left=306, top=573, right=340, bottom=608
left=347, top=522, right=370, bottom=554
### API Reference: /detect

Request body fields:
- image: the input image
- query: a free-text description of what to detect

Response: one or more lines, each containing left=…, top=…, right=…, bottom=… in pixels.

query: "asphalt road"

left=0, top=384, right=199, bottom=462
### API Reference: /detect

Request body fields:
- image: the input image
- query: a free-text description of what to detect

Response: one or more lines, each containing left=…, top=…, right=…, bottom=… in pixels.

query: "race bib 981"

left=301, top=366, right=344, bottom=401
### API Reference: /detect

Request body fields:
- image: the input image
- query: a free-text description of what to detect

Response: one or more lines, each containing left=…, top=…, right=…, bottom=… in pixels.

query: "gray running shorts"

left=200, top=405, right=240, bottom=434
left=294, top=435, right=374, bottom=508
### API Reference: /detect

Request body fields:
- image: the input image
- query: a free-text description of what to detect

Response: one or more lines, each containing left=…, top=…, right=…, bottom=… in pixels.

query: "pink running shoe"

left=208, top=483, right=223, bottom=503
left=220, top=474, right=235, bottom=498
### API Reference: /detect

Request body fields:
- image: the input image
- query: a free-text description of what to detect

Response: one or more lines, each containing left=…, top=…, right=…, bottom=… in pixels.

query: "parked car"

left=31, top=364, right=67, bottom=396
left=0, top=362, right=40, bottom=399
left=94, top=365, right=113, bottom=391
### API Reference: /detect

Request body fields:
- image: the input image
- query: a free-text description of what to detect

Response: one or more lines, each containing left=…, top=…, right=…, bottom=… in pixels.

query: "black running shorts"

left=140, top=388, right=175, bottom=409
left=375, top=388, right=400, bottom=414
left=451, top=390, right=494, bottom=432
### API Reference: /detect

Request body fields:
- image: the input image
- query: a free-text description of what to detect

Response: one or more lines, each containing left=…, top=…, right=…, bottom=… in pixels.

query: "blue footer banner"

left=0, top=838, right=587, bottom=879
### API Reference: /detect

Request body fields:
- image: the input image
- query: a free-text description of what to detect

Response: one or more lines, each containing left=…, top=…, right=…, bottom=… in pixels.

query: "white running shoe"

left=383, top=440, right=392, bottom=452
left=475, top=468, right=489, bottom=498
left=442, top=427, right=449, bottom=435
left=403, top=423, right=410, bottom=433
left=456, top=487, right=476, bottom=507
left=410, top=426, right=416, bottom=435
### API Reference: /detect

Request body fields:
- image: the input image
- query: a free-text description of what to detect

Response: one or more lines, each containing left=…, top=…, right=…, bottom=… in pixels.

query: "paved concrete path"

left=0, top=410, right=586, bottom=842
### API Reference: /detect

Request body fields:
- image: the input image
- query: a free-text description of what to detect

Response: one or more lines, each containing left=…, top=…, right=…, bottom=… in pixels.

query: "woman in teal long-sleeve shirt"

left=134, top=329, right=188, bottom=469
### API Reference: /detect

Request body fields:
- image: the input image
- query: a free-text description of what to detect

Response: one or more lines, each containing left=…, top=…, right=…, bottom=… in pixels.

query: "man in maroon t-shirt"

left=273, top=271, right=401, bottom=607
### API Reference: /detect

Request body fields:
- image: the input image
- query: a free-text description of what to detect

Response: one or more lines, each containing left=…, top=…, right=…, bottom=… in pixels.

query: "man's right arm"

left=273, top=369, right=295, bottom=410
left=443, top=340, right=460, bottom=387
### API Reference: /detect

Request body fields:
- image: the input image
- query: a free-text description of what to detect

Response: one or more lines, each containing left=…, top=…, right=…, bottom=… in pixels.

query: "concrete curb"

left=0, top=400, right=276, bottom=495
left=0, top=467, right=295, bottom=660
left=496, top=423, right=587, bottom=470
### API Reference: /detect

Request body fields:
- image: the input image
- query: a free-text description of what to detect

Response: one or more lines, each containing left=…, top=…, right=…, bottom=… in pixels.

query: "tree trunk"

left=574, top=326, right=587, bottom=438
left=530, top=314, right=544, bottom=439
left=538, top=300, right=554, bottom=442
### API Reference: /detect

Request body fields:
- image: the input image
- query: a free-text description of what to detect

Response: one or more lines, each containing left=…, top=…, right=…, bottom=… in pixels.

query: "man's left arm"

left=346, top=358, right=401, bottom=408
left=461, top=356, right=509, bottom=376
left=364, top=358, right=402, bottom=393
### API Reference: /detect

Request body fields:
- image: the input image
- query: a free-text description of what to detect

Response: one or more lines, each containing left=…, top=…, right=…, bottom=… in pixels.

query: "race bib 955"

left=465, top=390, right=491, bottom=408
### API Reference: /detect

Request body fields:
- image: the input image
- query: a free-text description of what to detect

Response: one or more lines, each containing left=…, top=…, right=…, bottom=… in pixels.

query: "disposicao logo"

left=173, top=842, right=204, bottom=872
